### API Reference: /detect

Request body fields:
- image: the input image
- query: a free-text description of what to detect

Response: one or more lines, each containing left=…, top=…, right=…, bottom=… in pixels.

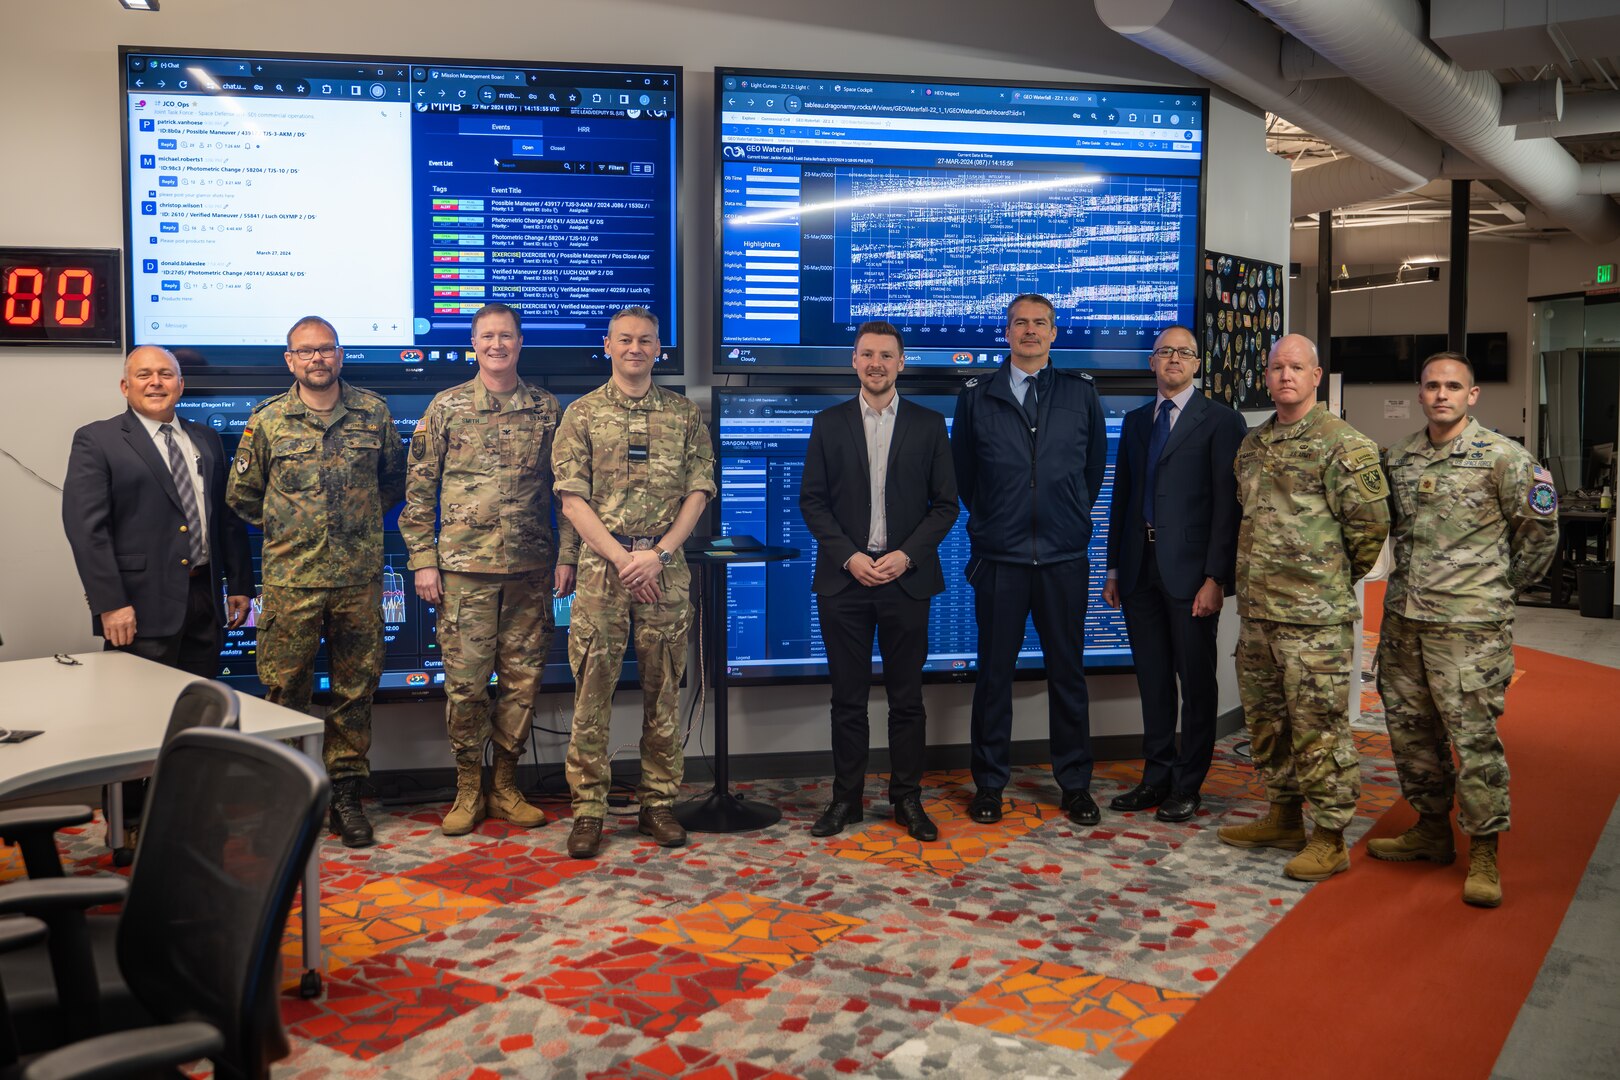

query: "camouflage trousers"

left=565, top=548, right=693, bottom=817
left=257, top=582, right=382, bottom=780
left=439, top=569, right=557, bottom=766
left=1236, top=618, right=1360, bottom=831
left=1376, top=611, right=1513, bottom=836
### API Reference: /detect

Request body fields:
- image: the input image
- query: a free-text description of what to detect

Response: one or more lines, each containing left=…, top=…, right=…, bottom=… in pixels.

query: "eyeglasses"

left=1152, top=346, right=1198, bottom=360
left=289, top=345, right=339, bottom=360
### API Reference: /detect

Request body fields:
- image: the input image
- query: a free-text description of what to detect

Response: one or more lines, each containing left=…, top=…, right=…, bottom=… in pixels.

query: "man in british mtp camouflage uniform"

left=227, top=314, right=407, bottom=847
left=552, top=306, right=715, bottom=859
left=1219, top=333, right=1390, bottom=881
left=401, top=302, right=579, bottom=837
left=1369, top=351, right=1558, bottom=907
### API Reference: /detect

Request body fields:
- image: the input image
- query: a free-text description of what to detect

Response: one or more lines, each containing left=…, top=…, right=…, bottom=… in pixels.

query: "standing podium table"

left=675, top=538, right=798, bottom=834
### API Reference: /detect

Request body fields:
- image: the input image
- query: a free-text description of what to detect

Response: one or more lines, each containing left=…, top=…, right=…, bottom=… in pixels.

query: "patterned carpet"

left=12, top=635, right=1430, bottom=1079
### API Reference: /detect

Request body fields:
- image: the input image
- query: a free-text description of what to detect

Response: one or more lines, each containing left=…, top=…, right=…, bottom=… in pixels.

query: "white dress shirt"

left=861, top=389, right=899, bottom=552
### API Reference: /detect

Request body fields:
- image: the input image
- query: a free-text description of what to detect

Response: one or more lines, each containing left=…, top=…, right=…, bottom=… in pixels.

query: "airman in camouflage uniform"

left=226, top=314, right=407, bottom=847
left=552, top=306, right=715, bottom=858
left=400, top=302, right=580, bottom=836
left=1220, top=334, right=1390, bottom=881
left=1370, top=352, right=1559, bottom=907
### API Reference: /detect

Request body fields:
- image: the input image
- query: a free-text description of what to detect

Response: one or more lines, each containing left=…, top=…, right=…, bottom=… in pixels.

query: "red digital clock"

left=0, top=247, right=122, bottom=348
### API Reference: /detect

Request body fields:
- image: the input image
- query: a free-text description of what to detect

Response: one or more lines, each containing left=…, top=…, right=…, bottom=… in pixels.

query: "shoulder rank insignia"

left=964, top=377, right=980, bottom=388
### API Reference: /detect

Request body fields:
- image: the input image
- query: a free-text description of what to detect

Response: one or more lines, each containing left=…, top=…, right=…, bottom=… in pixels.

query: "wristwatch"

left=656, top=547, right=674, bottom=566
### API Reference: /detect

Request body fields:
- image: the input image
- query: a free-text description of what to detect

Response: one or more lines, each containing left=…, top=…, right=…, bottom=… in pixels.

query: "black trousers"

left=817, top=580, right=931, bottom=806
left=968, top=557, right=1092, bottom=793
left=1120, top=551, right=1221, bottom=794
left=105, top=570, right=221, bottom=819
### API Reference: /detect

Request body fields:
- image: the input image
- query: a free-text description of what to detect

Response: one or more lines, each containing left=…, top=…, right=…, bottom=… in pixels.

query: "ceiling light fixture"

left=1330, top=266, right=1440, bottom=293
left=119, top=0, right=159, bottom=10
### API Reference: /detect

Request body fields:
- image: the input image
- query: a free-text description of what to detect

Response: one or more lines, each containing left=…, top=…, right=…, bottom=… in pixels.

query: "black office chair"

left=0, top=728, right=329, bottom=1079
left=0, top=680, right=241, bottom=880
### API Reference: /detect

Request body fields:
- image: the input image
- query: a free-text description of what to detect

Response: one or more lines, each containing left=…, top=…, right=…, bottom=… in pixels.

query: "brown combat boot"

left=637, top=805, right=687, bottom=848
left=1284, top=826, right=1349, bottom=881
left=1463, top=835, right=1502, bottom=908
left=567, top=815, right=604, bottom=858
left=487, top=752, right=546, bottom=828
left=1368, top=813, right=1456, bottom=864
left=1217, top=802, right=1307, bottom=851
left=441, top=760, right=486, bottom=836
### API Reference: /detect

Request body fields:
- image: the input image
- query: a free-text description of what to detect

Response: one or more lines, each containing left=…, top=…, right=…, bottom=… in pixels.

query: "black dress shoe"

left=810, top=802, right=864, bottom=837
left=1155, top=791, right=1201, bottom=823
left=968, top=787, right=1004, bottom=824
left=1061, top=789, right=1101, bottom=827
left=1109, top=782, right=1169, bottom=812
left=894, top=794, right=939, bottom=842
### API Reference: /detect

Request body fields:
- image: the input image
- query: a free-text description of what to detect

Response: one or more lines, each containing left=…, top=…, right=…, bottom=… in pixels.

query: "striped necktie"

left=160, top=424, right=207, bottom=566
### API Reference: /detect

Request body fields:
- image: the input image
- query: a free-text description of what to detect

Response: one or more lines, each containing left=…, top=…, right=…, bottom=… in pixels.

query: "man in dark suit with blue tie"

left=1102, top=325, right=1248, bottom=823
left=63, top=345, right=253, bottom=675
left=800, top=321, right=959, bottom=841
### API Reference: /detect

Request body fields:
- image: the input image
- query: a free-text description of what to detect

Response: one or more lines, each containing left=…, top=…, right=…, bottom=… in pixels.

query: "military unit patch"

left=1529, top=481, right=1558, bottom=516
left=411, top=434, right=426, bottom=460
left=235, top=450, right=251, bottom=474
left=1356, top=467, right=1386, bottom=497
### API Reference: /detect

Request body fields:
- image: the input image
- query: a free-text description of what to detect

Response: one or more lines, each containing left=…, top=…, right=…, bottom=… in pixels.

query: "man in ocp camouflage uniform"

left=401, top=302, right=579, bottom=837
left=227, top=314, right=407, bottom=847
left=1370, top=351, right=1558, bottom=907
left=1219, top=333, right=1390, bottom=881
left=552, top=306, right=715, bottom=859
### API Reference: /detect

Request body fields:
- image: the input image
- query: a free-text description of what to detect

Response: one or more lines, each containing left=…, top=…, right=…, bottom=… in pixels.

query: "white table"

left=0, top=651, right=327, bottom=995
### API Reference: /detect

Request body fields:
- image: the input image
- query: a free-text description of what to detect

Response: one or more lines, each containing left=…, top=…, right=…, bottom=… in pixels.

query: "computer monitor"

left=713, top=384, right=1151, bottom=683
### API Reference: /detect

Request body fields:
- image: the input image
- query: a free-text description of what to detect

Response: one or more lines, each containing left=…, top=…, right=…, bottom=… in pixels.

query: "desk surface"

left=0, top=652, right=323, bottom=799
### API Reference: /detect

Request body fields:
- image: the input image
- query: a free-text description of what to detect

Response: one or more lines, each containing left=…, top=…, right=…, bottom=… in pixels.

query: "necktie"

left=1144, top=401, right=1174, bottom=527
left=1021, top=372, right=1039, bottom=426
left=160, top=424, right=207, bottom=566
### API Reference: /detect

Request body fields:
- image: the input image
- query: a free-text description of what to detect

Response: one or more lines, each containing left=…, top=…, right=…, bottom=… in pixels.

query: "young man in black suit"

left=1102, top=325, right=1248, bottom=822
left=799, top=321, right=959, bottom=840
left=63, top=345, right=254, bottom=674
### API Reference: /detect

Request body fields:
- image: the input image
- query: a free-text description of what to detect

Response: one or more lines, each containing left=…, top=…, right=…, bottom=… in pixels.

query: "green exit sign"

left=1599, top=263, right=1616, bottom=284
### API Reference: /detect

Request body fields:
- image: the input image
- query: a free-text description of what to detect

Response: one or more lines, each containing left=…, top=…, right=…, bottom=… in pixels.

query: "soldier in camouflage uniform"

left=401, top=303, right=580, bottom=837
left=1219, top=334, right=1390, bottom=881
left=227, top=315, right=407, bottom=847
left=1370, top=352, right=1559, bottom=907
left=552, top=306, right=715, bottom=859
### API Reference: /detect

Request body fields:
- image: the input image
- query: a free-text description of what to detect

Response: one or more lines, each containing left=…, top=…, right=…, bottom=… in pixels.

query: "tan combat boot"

left=1217, top=802, right=1307, bottom=851
left=1463, top=835, right=1502, bottom=908
left=441, top=760, right=486, bottom=836
left=487, top=752, right=546, bottom=828
left=1368, top=813, right=1456, bottom=864
left=1284, top=826, right=1349, bottom=881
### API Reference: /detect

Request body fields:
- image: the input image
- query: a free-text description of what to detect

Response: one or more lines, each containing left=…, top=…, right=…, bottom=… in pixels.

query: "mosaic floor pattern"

left=15, top=632, right=1440, bottom=1078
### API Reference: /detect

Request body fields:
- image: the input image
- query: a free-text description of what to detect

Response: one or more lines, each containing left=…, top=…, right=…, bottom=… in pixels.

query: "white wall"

left=2, top=0, right=1287, bottom=773
left=1289, top=242, right=1530, bottom=447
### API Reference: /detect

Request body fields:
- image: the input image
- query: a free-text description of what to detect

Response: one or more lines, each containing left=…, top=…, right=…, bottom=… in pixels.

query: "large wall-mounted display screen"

left=176, top=383, right=664, bottom=700
left=714, top=386, right=1150, bottom=683
left=121, top=48, right=682, bottom=380
left=714, top=69, right=1205, bottom=374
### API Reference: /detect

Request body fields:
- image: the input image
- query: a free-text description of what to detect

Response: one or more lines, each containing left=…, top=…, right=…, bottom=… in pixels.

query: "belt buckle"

left=632, top=537, right=655, bottom=552
left=1144, top=526, right=1156, bottom=543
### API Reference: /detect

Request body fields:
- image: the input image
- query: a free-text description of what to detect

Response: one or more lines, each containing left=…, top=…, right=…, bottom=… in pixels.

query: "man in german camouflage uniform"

left=1219, top=333, right=1390, bottom=881
left=401, top=302, right=579, bottom=837
left=552, top=306, right=715, bottom=859
left=227, top=315, right=407, bottom=847
left=1370, top=352, right=1558, bottom=907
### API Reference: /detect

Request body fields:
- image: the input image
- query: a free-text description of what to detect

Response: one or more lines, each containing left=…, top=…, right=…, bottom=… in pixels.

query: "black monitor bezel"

left=118, top=45, right=685, bottom=384
left=710, top=66, right=1209, bottom=377
left=710, top=378, right=1155, bottom=687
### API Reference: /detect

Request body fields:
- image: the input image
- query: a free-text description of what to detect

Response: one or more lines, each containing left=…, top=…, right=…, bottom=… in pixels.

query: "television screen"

left=713, top=386, right=1150, bottom=683
left=176, top=382, right=670, bottom=700
left=121, top=48, right=682, bottom=381
left=714, top=69, right=1205, bottom=374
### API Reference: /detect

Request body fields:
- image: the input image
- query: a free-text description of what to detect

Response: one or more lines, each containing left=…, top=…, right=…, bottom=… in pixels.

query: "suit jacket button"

left=179, top=525, right=188, bottom=533
left=181, top=558, right=190, bottom=566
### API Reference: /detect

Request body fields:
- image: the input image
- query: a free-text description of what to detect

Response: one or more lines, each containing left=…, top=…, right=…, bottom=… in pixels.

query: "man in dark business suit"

left=800, top=321, right=959, bottom=840
left=1102, top=325, right=1248, bottom=823
left=63, top=345, right=253, bottom=675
